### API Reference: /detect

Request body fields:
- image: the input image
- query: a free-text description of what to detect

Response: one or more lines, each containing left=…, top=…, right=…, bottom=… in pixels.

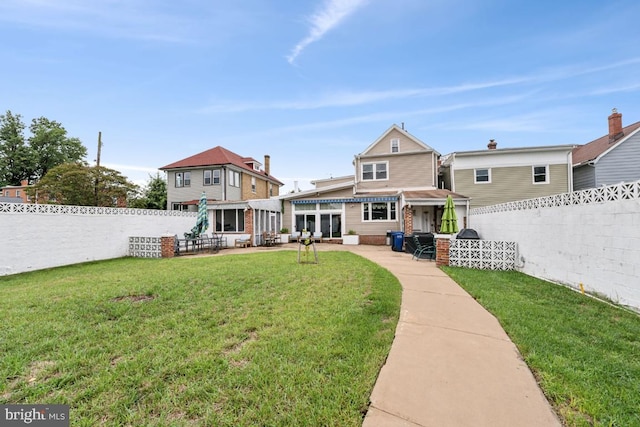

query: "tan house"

left=280, top=125, right=468, bottom=244
left=440, top=140, right=575, bottom=209
left=160, top=146, right=284, bottom=245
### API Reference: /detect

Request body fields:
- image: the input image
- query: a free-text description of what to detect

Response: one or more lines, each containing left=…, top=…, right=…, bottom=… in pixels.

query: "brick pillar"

left=436, top=235, right=451, bottom=267
left=245, top=208, right=254, bottom=245
left=161, top=235, right=175, bottom=258
left=404, top=205, right=413, bottom=234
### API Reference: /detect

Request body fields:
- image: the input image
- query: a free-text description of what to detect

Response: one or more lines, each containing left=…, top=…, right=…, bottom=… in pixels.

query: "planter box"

left=342, top=235, right=359, bottom=245
left=279, top=234, right=289, bottom=244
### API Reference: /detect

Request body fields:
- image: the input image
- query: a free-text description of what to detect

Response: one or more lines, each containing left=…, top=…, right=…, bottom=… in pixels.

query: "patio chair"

left=411, top=235, right=435, bottom=261
left=290, top=231, right=300, bottom=243
left=234, top=235, right=252, bottom=248
left=312, top=231, right=323, bottom=243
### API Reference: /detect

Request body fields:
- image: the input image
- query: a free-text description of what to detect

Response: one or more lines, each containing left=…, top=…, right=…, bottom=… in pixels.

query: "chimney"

left=264, top=155, right=270, bottom=175
left=487, top=139, right=497, bottom=150
left=608, top=108, right=623, bottom=142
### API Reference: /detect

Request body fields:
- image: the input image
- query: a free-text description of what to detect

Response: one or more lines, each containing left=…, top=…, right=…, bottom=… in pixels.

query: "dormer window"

left=391, top=138, right=399, bottom=153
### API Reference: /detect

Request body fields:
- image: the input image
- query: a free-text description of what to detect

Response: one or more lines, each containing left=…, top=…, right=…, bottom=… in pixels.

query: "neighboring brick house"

left=440, top=140, right=575, bottom=209
left=0, top=180, right=31, bottom=203
left=572, top=109, right=640, bottom=191
left=160, top=146, right=284, bottom=245
left=280, top=124, right=468, bottom=244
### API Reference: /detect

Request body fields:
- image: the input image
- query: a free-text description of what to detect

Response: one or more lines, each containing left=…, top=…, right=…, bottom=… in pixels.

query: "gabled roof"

left=160, top=146, right=283, bottom=185
left=572, top=121, right=640, bottom=166
left=359, top=124, right=440, bottom=156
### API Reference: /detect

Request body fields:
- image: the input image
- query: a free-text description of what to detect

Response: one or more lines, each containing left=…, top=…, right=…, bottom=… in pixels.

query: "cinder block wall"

left=0, top=204, right=196, bottom=276
left=469, top=182, right=640, bottom=311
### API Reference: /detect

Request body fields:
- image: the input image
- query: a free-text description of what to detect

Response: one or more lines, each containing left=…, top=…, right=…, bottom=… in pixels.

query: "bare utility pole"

left=95, top=132, right=102, bottom=205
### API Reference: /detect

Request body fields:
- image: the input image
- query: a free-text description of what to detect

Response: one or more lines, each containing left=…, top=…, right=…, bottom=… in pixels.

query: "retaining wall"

left=469, top=181, right=640, bottom=311
left=0, top=203, right=196, bottom=276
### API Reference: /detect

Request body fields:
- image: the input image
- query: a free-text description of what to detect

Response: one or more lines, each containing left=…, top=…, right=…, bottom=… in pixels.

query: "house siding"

left=366, top=128, right=427, bottom=155
left=357, top=152, right=435, bottom=191
left=167, top=169, right=223, bottom=208
left=573, top=165, right=596, bottom=191
left=594, top=132, right=640, bottom=187
left=455, top=164, right=569, bottom=208
left=346, top=202, right=401, bottom=236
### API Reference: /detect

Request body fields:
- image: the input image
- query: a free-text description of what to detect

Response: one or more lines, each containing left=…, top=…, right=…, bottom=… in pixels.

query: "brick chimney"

left=264, top=155, right=270, bottom=175
left=487, top=139, right=497, bottom=150
left=608, top=108, right=623, bottom=142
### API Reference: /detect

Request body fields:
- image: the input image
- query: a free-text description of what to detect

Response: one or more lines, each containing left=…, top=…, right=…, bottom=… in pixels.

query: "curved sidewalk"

left=346, top=245, right=561, bottom=427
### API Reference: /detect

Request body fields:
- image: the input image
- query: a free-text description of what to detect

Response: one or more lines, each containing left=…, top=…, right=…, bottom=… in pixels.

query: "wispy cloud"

left=287, top=0, right=369, bottom=64
left=200, top=56, right=640, bottom=114
left=0, top=0, right=199, bottom=43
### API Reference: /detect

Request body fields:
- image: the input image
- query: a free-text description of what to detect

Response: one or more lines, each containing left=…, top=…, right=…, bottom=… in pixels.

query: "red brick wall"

left=161, top=235, right=175, bottom=258
left=436, top=237, right=450, bottom=267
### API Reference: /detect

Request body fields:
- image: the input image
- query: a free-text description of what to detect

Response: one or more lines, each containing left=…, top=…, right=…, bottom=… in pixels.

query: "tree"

left=28, top=162, right=139, bottom=207
left=129, top=173, right=167, bottom=209
left=28, top=117, right=87, bottom=180
left=0, top=110, right=35, bottom=186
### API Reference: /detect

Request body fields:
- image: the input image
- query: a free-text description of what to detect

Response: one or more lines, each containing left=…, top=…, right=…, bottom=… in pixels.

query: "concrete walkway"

left=198, top=243, right=561, bottom=426
left=347, top=245, right=561, bottom=427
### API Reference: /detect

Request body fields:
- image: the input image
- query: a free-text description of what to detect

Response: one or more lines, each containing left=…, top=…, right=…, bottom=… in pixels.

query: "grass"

left=0, top=251, right=402, bottom=426
left=442, top=267, right=640, bottom=427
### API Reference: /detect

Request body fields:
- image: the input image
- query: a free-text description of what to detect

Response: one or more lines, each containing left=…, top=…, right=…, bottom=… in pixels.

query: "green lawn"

left=442, top=267, right=640, bottom=427
left=0, top=252, right=402, bottom=426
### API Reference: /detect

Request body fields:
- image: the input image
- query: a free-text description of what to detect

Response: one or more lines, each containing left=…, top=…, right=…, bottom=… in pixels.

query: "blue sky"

left=2, top=0, right=639, bottom=192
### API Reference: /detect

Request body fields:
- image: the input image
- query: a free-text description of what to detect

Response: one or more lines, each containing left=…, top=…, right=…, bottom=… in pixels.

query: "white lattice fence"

left=449, top=240, right=517, bottom=270
left=128, top=237, right=162, bottom=258
left=472, top=180, right=640, bottom=215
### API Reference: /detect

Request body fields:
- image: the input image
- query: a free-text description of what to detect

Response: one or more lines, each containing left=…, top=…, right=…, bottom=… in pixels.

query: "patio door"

left=320, top=214, right=342, bottom=238
left=295, top=214, right=316, bottom=233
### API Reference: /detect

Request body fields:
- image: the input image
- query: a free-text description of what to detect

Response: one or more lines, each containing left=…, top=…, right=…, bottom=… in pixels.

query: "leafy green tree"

left=28, top=162, right=139, bottom=207
left=129, top=173, right=167, bottom=209
left=28, top=117, right=87, bottom=180
left=0, top=110, right=35, bottom=186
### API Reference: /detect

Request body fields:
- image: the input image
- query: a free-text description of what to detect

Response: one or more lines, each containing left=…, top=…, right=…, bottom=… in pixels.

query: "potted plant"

left=279, top=227, right=290, bottom=244
left=342, top=229, right=359, bottom=245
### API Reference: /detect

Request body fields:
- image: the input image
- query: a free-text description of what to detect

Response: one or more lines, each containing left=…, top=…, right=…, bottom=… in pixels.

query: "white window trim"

left=532, top=165, right=549, bottom=185
left=474, top=168, right=491, bottom=184
left=390, top=138, right=400, bottom=153
left=361, top=161, right=389, bottom=181
left=361, top=201, right=397, bottom=222
left=251, top=177, right=256, bottom=193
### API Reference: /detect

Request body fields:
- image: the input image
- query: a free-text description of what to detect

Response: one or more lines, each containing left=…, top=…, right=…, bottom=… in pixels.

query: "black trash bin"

left=391, top=231, right=404, bottom=252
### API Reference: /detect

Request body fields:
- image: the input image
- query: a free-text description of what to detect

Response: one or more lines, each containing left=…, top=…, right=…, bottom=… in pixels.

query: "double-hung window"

left=228, top=170, right=240, bottom=187
left=390, top=138, right=399, bottom=153
left=362, top=162, right=388, bottom=181
left=363, top=201, right=397, bottom=221
left=204, top=169, right=220, bottom=185
left=251, top=177, right=256, bottom=193
left=175, top=171, right=191, bottom=187
left=474, top=168, right=490, bottom=183
left=533, top=165, right=548, bottom=184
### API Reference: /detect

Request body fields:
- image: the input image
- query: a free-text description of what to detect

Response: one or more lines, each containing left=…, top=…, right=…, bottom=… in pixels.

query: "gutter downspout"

left=221, top=166, right=226, bottom=200
left=567, top=151, right=574, bottom=192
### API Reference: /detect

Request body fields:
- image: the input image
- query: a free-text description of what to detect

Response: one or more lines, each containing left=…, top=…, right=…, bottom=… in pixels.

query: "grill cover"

left=456, top=228, right=480, bottom=239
